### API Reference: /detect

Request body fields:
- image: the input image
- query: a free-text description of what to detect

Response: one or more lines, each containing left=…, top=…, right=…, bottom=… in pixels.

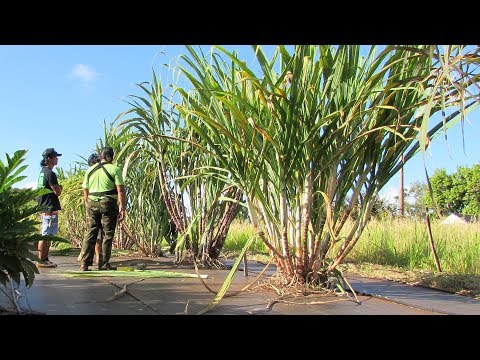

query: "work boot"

left=80, top=264, right=90, bottom=271
left=37, top=259, right=57, bottom=268
left=99, top=262, right=117, bottom=271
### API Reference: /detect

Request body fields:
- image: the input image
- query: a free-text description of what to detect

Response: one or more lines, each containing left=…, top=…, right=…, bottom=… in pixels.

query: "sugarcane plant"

left=95, top=120, right=173, bottom=255
left=116, top=73, right=242, bottom=266
left=174, top=45, right=480, bottom=287
left=56, top=170, right=85, bottom=247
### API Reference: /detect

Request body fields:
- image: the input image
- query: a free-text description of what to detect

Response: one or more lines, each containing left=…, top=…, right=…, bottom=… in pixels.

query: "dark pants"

left=80, top=198, right=118, bottom=267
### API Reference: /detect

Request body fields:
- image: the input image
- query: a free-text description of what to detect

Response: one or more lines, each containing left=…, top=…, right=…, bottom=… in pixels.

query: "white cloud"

left=379, top=186, right=399, bottom=205
left=70, top=64, right=98, bottom=84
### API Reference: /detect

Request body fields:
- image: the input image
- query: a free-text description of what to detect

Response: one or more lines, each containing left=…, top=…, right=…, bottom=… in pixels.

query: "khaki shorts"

left=40, top=214, right=59, bottom=236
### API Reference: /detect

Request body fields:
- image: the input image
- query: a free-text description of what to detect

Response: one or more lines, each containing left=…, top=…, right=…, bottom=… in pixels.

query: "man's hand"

left=118, top=208, right=125, bottom=222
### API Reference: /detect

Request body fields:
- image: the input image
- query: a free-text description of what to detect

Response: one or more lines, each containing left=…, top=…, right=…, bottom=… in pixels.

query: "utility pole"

left=399, top=153, right=404, bottom=216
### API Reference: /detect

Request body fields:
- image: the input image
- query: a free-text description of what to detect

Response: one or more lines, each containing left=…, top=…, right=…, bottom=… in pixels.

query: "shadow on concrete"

left=1, top=255, right=479, bottom=316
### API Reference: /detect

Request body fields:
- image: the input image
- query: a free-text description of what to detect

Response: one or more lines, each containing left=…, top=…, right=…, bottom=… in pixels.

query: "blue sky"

left=1, top=45, right=479, bottom=203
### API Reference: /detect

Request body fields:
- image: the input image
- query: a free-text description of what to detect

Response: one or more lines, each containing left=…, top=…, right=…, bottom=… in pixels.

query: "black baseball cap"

left=42, top=148, right=62, bottom=157
left=87, top=153, right=99, bottom=166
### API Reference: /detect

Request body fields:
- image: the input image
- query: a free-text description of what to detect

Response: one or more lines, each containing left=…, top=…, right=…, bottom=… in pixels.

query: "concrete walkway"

left=348, top=276, right=480, bottom=315
left=1, top=255, right=479, bottom=315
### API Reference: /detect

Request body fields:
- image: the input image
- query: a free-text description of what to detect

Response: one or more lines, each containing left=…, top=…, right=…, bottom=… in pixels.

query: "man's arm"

left=117, top=184, right=126, bottom=222
left=83, top=188, right=89, bottom=205
left=48, top=172, right=62, bottom=196
left=51, top=184, right=62, bottom=197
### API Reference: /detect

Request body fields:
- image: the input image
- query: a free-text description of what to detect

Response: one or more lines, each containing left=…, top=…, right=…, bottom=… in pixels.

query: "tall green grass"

left=223, top=221, right=267, bottom=255
left=225, top=219, right=480, bottom=275
left=348, top=218, right=480, bottom=274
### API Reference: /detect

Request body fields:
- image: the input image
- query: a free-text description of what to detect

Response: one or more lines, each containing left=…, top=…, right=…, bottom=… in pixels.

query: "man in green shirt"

left=79, top=146, right=126, bottom=271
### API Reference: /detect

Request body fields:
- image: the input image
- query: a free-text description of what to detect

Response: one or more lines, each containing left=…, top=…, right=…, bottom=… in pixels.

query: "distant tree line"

left=371, top=164, right=480, bottom=219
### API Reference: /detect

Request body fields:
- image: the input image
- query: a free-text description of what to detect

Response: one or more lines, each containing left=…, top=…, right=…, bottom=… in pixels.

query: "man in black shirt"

left=36, top=148, right=63, bottom=268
